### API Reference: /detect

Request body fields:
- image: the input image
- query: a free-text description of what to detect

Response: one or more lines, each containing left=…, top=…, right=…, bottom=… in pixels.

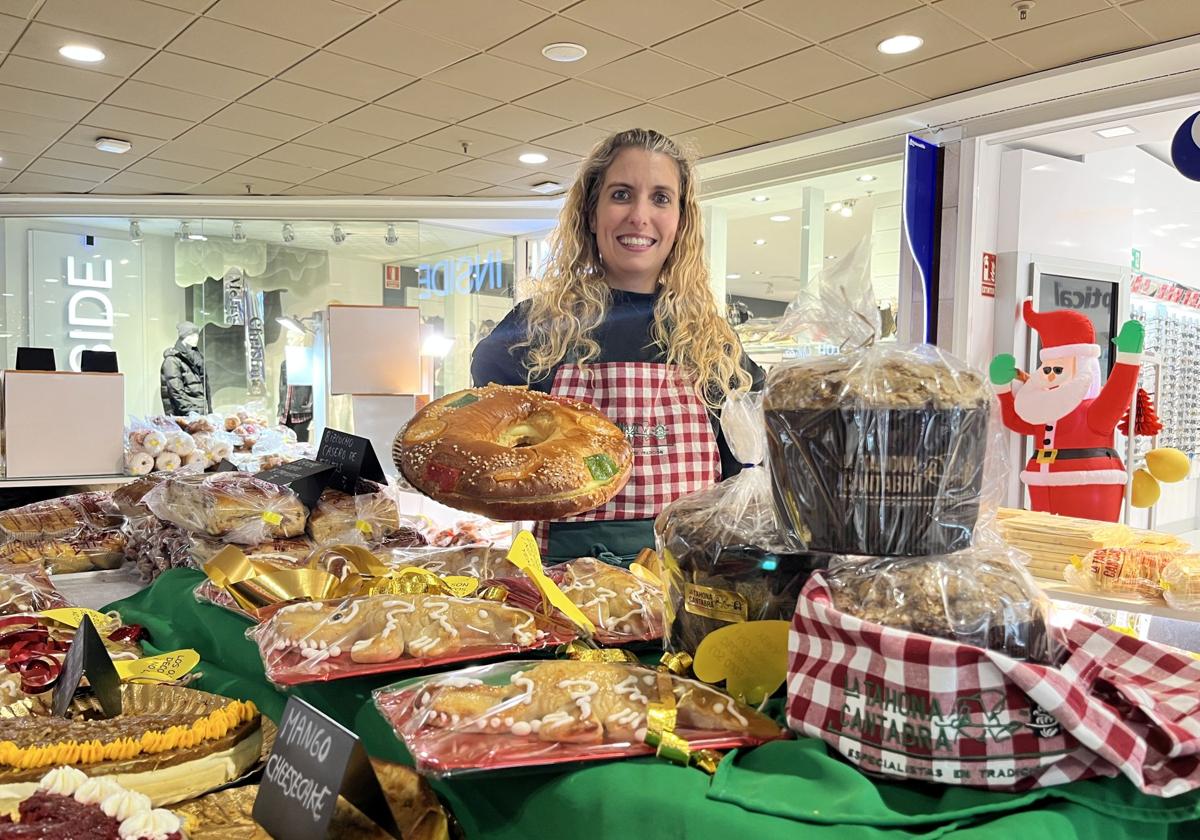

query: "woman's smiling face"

left=590, top=147, right=682, bottom=293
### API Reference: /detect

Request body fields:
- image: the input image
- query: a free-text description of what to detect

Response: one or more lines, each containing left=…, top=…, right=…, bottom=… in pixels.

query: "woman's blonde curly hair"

left=515, top=128, right=752, bottom=408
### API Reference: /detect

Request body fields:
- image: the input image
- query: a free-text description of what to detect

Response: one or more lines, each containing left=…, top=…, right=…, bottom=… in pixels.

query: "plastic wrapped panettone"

left=307, top=480, right=426, bottom=548
left=656, top=394, right=828, bottom=656
left=825, top=547, right=1058, bottom=663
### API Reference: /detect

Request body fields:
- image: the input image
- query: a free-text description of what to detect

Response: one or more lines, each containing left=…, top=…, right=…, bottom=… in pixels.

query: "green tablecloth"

left=105, top=569, right=1200, bottom=839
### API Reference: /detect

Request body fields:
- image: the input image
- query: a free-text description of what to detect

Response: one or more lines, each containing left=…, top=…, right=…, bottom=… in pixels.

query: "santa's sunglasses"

left=1040, top=366, right=1065, bottom=375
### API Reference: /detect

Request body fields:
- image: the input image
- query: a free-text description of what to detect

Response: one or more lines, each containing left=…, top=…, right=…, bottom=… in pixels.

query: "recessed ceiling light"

left=750, top=195, right=769, bottom=203
left=519, top=151, right=549, bottom=164
left=752, top=238, right=766, bottom=246
left=59, top=44, right=105, bottom=63
left=769, top=214, right=791, bottom=222
left=531, top=180, right=564, bottom=194
left=877, top=34, right=923, bottom=55
left=726, top=273, right=741, bottom=280
left=856, top=173, right=876, bottom=182
left=826, top=255, right=837, bottom=260
left=542, top=42, right=587, bottom=62
left=1095, top=125, right=1136, bottom=138
left=95, top=137, right=131, bottom=154
left=753, top=270, right=761, bottom=275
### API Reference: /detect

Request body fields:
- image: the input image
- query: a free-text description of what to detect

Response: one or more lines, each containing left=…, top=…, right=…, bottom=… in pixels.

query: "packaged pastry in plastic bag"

left=1161, top=554, right=1200, bottom=610
left=386, top=544, right=519, bottom=579
left=143, top=472, right=307, bottom=544
left=656, top=393, right=828, bottom=656
left=248, top=593, right=573, bottom=685
left=0, top=563, right=70, bottom=615
left=762, top=242, right=1001, bottom=556
left=0, top=529, right=127, bottom=574
left=1062, top=547, right=1175, bottom=600
left=825, top=545, right=1061, bottom=663
left=373, top=659, right=787, bottom=776
left=0, top=492, right=118, bottom=542
left=306, top=480, right=426, bottom=548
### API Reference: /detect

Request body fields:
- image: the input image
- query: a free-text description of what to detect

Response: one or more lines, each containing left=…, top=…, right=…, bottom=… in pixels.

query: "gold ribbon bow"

left=558, top=640, right=639, bottom=664
left=642, top=654, right=722, bottom=774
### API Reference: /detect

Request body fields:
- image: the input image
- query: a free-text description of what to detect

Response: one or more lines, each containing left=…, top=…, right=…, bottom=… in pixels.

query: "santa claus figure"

left=990, top=298, right=1144, bottom=522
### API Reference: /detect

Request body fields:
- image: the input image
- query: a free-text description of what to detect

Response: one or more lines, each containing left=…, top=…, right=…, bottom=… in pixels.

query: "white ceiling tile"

left=488, top=16, right=639, bottom=75
left=674, top=124, right=757, bottom=157
left=379, top=172, right=491, bottom=196
left=333, top=0, right=395, bottom=10
left=206, top=104, right=319, bottom=140
left=0, top=167, right=20, bottom=184
left=189, top=172, right=291, bottom=194
left=995, top=7, right=1154, bottom=69
left=731, top=46, right=872, bottom=100
left=798, top=76, right=925, bottom=121
left=125, top=156, right=220, bottom=183
left=176, top=123, right=279, bottom=155
left=0, top=55, right=122, bottom=99
left=101, top=170, right=195, bottom=193
left=414, top=125, right=517, bottom=157
left=655, top=78, right=784, bottom=123
left=27, top=157, right=119, bottom=182
left=462, top=104, right=573, bottom=142
left=590, top=103, right=705, bottom=136
left=36, top=0, right=191, bottom=47
left=330, top=105, right=445, bottom=142
left=0, top=108, right=69, bottom=139
left=0, top=84, right=91, bottom=121
left=429, top=54, right=563, bottom=102
left=442, top=157, right=529, bottom=185
left=0, top=149, right=34, bottom=168
left=563, top=0, right=729, bottom=47
left=41, top=141, right=144, bottom=168
left=13, top=21, right=154, bottom=75
left=326, top=18, right=477, bottom=76
left=4, top=172, right=97, bottom=192
left=657, top=12, right=806, bottom=75
left=106, top=80, right=226, bottom=122
left=0, top=15, right=20, bottom=52
left=887, top=42, right=1031, bottom=98
left=295, top=124, right=395, bottom=156
left=581, top=50, right=716, bottom=100
left=133, top=52, right=267, bottom=100
left=721, top=102, right=837, bottom=142
left=747, top=0, right=919, bottom=42
left=825, top=6, right=983, bottom=72
left=535, top=124, right=611, bottom=156
left=282, top=183, right=339, bottom=195
left=0, top=129, right=53, bottom=153
left=145, top=0, right=213, bottom=11
left=372, top=143, right=470, bottom=171
left=206, top=0, right=368, bottom=47
left=0, top=1, right=36, bottom=17
left=335, top=158, right=425, bottom=184
left=934, top=0, right=1109, bottom=40
left=377, top=80, right=499, bottom=123
left=502, top=168, right=568, bottom=189
left=516, top=79, right=637, bottom=123
left=166, top=18, right=314, bottom=77
left=381, top=0, right=548, bottom=49
left=303, top=170, right=391, bottom=193
left=58, top=125, right=165, bottom=158
left=281, top=51, right=413, bottom=102
left=239, top=80, right=363, bottom=122
left=84, top=103, right=193, bottom=140
left=1120, top=0, right=1200, bottom=39
left=484, top=143, right=578, bottom=170
left=470, top=184, right=529, bottom=197
left=261, top=142, right=358, bottom=170
left=521, top=0, right=575, bottom=9
left=233, top=157, right=324, bottom=183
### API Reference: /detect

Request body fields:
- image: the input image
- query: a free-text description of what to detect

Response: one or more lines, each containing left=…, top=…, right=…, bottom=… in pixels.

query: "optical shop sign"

left=28, top=230, right=145, bottom=371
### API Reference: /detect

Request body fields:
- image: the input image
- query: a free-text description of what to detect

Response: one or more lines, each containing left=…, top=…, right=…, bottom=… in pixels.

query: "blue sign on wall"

left=417, top=250, right=505, bottom=299
left=1171, top=111, right=1200, bottom=182
left=903, top=134, right=941, bottom=342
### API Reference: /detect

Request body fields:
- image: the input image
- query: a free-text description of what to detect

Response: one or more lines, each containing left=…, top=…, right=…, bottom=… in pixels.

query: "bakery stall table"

left=104, top=569, right=1200, bottom=840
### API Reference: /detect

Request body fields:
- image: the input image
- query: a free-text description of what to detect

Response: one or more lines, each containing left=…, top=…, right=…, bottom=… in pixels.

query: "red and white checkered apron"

left=533, top=362, right=719, bottom=550
left=787, top=575, right=1200, bottom=795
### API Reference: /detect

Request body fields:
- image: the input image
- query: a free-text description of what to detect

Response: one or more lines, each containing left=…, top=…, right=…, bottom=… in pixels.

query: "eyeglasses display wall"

left=1130, top=301, right=1200, bottom=460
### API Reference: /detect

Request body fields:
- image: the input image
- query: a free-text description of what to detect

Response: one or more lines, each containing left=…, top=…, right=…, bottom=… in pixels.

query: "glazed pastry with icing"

left=557, top=558, right=663, bottom=642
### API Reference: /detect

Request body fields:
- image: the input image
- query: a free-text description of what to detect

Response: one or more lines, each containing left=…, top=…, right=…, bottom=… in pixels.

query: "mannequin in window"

left=160, top=321, right=211, bottom=415
left=278, top=358, right=313, bottom=442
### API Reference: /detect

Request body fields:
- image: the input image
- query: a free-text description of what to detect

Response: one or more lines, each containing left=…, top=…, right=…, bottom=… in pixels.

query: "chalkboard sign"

left=317, top=428, right=385, bottom=494
left=52, top=615, right=121, bottom=718
left=15, top=347, right=55, bottom=371
left=255, top=458, right=334, bottom=509
left=80, top=349, right=119, bottom=373
left=253, top=697, right=400, bottom=840
left=210, top=458, right=240, bottom=473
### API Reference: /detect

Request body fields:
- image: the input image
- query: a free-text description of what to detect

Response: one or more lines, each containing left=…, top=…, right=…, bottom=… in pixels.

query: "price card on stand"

left=52, top=615, right=121, bottom=718
left=253, top=697, right=400, bottom=840
left=255, top=458, right=335, bottom=509
left=317, top=428, right=386, bottom=494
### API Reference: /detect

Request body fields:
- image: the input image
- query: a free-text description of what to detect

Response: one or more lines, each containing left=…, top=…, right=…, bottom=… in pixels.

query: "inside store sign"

left=417, top=250, right=504, bottom=299
left=64, top=255, right=116, bottom=371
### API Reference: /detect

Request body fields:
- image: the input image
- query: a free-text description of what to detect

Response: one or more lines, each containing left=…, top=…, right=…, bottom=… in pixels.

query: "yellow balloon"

left=1146, top=447, right=1191, bottom=483
left=1131, top=468, right=1161, bottom=508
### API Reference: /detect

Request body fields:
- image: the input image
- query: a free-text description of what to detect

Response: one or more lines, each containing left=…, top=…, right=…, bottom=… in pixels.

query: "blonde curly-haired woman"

left=472, top=129, right=764, bottom=565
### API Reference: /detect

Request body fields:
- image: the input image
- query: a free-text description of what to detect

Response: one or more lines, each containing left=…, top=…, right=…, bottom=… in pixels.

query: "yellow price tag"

left=506, top=532, right=596, bottom=635
left=114, top=649, right=201, bottom=683
left=693, top=620, right=790, bottom=706
left=355, top=519, right=373, bottom=536
left=261, top=511, right=283, bottom=526
left=40, top=608, right=118, bottom=632
left=444, top=575, right=479, bottom=598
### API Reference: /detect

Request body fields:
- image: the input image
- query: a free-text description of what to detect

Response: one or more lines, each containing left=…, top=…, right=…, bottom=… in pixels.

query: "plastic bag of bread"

left=825, top=546, right=1061, bottom=663
left=656, top=393, right=828, bottom=656
left=386, top=545, right=518, bottom=579
left=1161, top=554, right=1200, bottom=610
left=306, top=480, right=421, bottom=547
left=248, top=592, right=574, bottom=685
left=0, top=562, right=70, bottom=615
left=0, top=528, right=127, bottom=574
left=0, top=492, right=118, bottom=542
left=762, top=242, right=1001, bottom=557
left=373, top=659, right=787, bottom=776
left=142, top=471, right=307, bottom=544
left=1063, top=547, right=1175, bottom=600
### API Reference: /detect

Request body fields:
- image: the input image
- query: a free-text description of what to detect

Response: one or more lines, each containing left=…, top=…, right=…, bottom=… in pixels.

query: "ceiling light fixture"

left=828, top=201, right=843, bottom=212
left=726, top=273, right=741, bottom=280
left=856, top=173, right=876, bottom=182
left=530, top=180, right=563, bottom=194
left=281, top=223, right=295, bottom=243
left=840, top=199, right=856, bottom=218
left=231, top=221, right=246, bottom=243
left=752, top=238, right=766, bottom=246
left=276, top=316, right=310, bottom=335
left=519, top=151, right=549, bottom=164
left=128, top=220, right=142, bottom=244
left=826, top=255, right=837, bottom=261
left=750, top=195, right=769, bottom=203
left=1095, top=125, right=1137, bottom=138
left=877, top=34, right=923, bottom=55
left=769, top=214, right=791, bottom=222
left=752, top=270, right=761, bottom=275
left=385, top=223, right=399, bottom=246
left=542, top=42, right=588, bottom=62
left=59, top=44, right=105, bottom=63
left=95, top=137, right=131, bottom=154
left=331, top=223, right=346, bottom=245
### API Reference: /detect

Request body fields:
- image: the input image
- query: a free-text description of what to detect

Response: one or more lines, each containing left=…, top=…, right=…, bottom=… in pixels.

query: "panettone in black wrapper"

left=825, top=547, right=1059, bottom=664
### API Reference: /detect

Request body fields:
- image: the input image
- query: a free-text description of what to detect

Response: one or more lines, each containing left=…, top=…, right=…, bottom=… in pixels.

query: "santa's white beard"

left=1013, top=374, right=1093, bottom=424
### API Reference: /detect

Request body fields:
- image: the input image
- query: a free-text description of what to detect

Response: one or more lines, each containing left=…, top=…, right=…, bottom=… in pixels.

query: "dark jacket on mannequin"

left=161, top=340, right=211, bottom=415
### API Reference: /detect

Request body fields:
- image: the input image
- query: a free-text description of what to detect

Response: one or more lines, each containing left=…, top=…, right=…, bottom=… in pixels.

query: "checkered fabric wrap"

left=534, top=363, right=719, bottom=549
left=787, top=574, right=1200, bottom=796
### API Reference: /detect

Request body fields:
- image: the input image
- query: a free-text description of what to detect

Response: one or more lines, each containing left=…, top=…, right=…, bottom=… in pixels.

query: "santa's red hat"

left=1022, top=298, right=1100, bottom=362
